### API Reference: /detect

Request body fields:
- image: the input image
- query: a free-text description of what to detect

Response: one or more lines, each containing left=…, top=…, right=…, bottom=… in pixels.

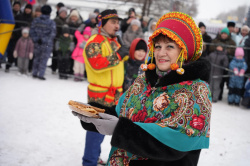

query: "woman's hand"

left=73, top=112, right=118, bottom=135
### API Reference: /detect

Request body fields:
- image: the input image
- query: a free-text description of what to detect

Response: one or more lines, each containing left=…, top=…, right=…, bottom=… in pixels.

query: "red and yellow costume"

left=83, top=32, right=124, bottom=106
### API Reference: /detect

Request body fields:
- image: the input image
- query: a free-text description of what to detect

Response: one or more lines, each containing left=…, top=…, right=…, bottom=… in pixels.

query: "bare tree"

left=113, top=0, right=197, bottom=17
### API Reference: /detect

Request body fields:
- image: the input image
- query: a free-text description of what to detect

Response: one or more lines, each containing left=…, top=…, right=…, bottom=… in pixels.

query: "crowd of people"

left=0, top=2, right=156, bottom=81
left=1, top=1, right=250, bottom=166
left=199, top=20, right=250, bottom=108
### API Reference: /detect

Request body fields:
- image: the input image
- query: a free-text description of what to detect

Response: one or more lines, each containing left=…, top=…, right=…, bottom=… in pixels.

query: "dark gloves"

left=37, top=39, right=42, bottom=45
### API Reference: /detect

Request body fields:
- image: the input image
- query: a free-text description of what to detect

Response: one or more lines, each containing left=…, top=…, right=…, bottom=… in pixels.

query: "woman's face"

left=154, top=38, right=181, bottom=72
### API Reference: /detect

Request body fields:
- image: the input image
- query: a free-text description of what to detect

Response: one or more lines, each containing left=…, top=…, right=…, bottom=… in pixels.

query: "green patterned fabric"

left=107, top=73, right=212, bottom=165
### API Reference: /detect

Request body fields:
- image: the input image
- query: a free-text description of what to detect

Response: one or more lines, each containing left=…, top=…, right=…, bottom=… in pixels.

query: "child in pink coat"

left=72, top=25, right=91, bottom=81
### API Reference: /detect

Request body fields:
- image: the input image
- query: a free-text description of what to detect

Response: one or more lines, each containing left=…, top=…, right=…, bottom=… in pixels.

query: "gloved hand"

left=29, top=53, right=33, bottom=60
left=13, top=50, right=18, bottom=58
left=239, top=69, right=245, bottom=77
left=233, top=68, right=239, bottom=76
left=37, top=39, right=42, bottom=45
left=73, top=112, right=119, bottom=135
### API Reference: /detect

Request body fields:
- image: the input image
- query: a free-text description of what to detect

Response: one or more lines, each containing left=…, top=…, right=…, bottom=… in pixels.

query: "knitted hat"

left=22, top=27, right=29, bottom=34
left=25, top=4, right=32, bottom=10
left=128, top=8, right=136, bottom=16
left=198, top=22, right=206, bottom=28
left=41, top=5, right=52, bottom=15
left=57, top=2, right=64, bottom=8
left=135, top=40, right=147, bottom=52
left=62, top=25, right=70, bottom=34
left=97, top=9, right=122, bottom=34
left=94, top=9, right=100, bottom=13
left=148, top=12, right=203, bottom=62
left=59, top=7, right=67, bottom=14
left=221, top=27, right=230, bottom=35
left=227, top=21, right=235, bottom=27
left=13, top=1, right=21, bottom=7
left=131, top=19, right=141, bottom=27
left=235, top=47, right=244, bottom=57
left=83, top=26, right=92, bottom=36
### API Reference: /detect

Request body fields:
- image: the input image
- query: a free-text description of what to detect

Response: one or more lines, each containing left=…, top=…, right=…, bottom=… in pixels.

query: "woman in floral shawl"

left=73, top=12, right=212, bottom=166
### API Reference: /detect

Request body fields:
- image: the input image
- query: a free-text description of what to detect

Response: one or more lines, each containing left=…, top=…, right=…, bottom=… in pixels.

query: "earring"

left=171, top=49, right=185, bottom=75
left=140, top=42, right=156, bottom=71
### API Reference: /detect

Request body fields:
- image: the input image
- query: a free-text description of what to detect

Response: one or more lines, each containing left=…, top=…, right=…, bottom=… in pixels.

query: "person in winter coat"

left=123, top=38, right=147, bottom=92
left=120, top=8, right=136, bottom=33
left=15, top=4, right=33, bottom=40
left=122, top=19, right=144, bottom=47
left=72, top=25, right=91, bottom=81
left=241, top=78, right=250, bottom=108
left=244, top=32, right=250, bottom=77
left=5, top=3, right=30, bottom=73
left=234, top=25, right=249, bottom=47
left=228, top=47, right=248, bottom=105
left=84, top=13, right=97, bottom=29
left=198, top=22, right=212, bottom=58
left=209, top=27, right=236, bottom=100
left=207, top=44, right=229, bottom=102
left=66, top=9, right=83, bottom=74
left=74, top=11, right=212, bottom=166
left=55, top=25, right=75, bottom=79
left=144, top=19, right=157, bottom=44
left=13, top=27, right=34, bottom=75
left=29, top=5, right=56, bottom=80
left=52, top=6, right=68, bottom=74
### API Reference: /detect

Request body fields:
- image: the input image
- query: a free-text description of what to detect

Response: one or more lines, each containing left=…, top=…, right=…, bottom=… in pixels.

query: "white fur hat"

left=131, top=19, right=141, bottom=27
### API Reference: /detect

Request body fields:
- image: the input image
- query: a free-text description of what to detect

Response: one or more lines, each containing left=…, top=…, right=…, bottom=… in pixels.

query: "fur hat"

left=148, top=12, right=203, bottom=62
left=221, top=27, right=230, bottom=35
left=235, top=47, right=244, bottom=57
left=227, top=21, right=236, bottom=27
left=59, top=7, right=67, bottom=14
left=143, top=16, right=150, bottom=22
left=41, top=5, right=52, bottom=15
left=89, top=13, right=97, bottom=19
left=131, top=19, right=141, bottom=27
left=70, top=10, right=79, bottom=18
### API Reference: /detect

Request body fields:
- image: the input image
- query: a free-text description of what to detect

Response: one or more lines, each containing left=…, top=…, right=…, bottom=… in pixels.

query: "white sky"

left=197, top=0, right=250, bottom=19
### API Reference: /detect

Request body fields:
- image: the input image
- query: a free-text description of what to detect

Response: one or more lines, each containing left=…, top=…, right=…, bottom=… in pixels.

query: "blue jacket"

left=30, top=15, right=56, bottom=49
left=244, top=79, right=250, bottom=97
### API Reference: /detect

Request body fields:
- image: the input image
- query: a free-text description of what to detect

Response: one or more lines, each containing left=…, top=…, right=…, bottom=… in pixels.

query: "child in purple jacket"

left=13, top=27, right=34, bottom=75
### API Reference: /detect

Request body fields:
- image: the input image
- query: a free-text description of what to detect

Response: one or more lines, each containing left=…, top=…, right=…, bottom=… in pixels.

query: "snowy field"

left=1, top=66, right=250, bottom=166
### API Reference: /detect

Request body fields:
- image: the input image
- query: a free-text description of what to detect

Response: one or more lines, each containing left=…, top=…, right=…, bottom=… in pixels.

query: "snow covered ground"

left=1, top=66, right=250, bottom=166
